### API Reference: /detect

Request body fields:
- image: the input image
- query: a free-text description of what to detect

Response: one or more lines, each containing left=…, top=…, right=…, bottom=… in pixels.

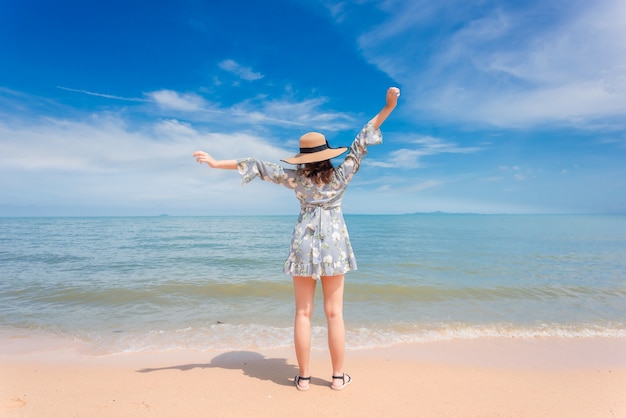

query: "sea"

left=1, top=215, right=625, bottom=355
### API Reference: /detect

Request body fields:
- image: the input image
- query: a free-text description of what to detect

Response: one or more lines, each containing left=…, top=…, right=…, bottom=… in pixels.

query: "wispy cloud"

left=56, top=85, right=353, bottom=131
left=350, top=0, right=626, bottom=128
left=145, top=88, right=354, bottom=131
left=218, top=59, right=264, bottom=81
left=146, top=90, right=210, bottom=112
left=370, top=135, right=481, bottom=168
left=58, top=87, right=147, bottom=102
left=58, top=86, right=210, bottom=113
left=406, top=178, right=445, bottom=193
left=499, top=165, right=529, bottom=181
left=58, top=84, right=353, bottom=131
left=231, top=96, right=355, bottom=131
left=0, top=111, right=295, bottom=214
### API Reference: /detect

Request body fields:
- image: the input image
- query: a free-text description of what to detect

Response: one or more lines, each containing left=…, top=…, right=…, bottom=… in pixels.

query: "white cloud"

left=57, top=87, right=147, bottom=102
left=499, top=165, right=530, bottom=181
left=155, top=119, right=198, bottom=137
left=232, top=96, right=355, bottom=131
left=351, top=0, right=626, bottom=128
left=370, top=135, right=480, bottom=168
left=141, top=92, right=356, bottom=131
left=406, top=179, right=445, bottom=193
left=218, top=59, right=264, bottom=81
left=0, top=111, right=299, bottom=215
left=0, top=115, right=187, bottom=173
left=49, top=83, right=355, bottom=131
left=146, top=90, right=209, bottom=112
left=321, top=0, right=348, bottom=22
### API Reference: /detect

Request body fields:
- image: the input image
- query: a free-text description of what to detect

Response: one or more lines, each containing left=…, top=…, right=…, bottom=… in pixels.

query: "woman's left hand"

left=386, top=87, right=400, bottom=107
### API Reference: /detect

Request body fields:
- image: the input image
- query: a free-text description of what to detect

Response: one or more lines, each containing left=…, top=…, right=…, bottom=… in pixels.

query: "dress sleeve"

left=237, top=158, right=298, bottom=189
left=337, top=122, right=383, bottom=183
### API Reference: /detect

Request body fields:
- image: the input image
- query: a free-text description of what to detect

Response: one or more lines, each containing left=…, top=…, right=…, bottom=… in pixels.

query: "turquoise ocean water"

left=1, top=215, right=625, bottom=354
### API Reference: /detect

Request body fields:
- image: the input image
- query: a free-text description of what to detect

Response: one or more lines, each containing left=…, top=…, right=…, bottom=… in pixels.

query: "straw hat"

left=281, top=132, right=348, bottom=165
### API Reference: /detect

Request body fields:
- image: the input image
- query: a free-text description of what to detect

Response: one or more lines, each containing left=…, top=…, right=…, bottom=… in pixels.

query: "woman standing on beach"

left=193, top=87, right=400, bottom=391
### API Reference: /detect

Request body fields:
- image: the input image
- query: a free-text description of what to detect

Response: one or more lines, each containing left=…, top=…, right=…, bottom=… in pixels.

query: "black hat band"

left=300, top=142, right=329, bottom=154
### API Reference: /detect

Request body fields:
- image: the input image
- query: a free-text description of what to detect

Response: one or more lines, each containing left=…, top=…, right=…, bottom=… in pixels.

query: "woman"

left=193, top=86, right=400, bottom=391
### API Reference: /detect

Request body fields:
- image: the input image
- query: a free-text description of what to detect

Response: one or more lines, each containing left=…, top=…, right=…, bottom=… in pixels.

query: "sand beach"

left=2, top=336, right=625, bottom=417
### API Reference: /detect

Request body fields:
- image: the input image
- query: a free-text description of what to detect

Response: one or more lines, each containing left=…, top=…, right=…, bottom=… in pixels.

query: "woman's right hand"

left=193, top=151, right=238, bottom=170
left=193, top=150, right=218, bottom=167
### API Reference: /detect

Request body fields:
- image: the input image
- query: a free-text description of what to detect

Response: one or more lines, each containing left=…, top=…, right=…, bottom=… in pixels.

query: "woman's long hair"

left=297, top=159, right=335, bottom=185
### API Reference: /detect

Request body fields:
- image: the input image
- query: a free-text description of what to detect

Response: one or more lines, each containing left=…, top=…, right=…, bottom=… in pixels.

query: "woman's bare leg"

left=321, top=274, right=345, bottom=386
left=292, top=276, right=316, bottom=388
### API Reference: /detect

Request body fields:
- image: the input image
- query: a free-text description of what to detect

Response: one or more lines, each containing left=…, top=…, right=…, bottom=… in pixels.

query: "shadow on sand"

left=135, top=351, right=302, bottom=387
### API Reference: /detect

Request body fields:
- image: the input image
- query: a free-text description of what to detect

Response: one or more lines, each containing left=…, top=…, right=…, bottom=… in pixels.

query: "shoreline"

left=2, top=336, right=625, bottom=417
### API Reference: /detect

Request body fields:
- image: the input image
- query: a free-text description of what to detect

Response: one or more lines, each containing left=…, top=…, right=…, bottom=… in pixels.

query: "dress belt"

left=301, top=204, right=341, bottom=266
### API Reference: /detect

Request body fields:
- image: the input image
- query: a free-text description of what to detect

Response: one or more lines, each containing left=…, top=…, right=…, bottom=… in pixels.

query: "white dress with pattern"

left=237, top=122, right=383, bottom=279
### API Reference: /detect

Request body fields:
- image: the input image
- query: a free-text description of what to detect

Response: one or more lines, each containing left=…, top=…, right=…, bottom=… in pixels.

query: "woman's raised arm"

left=370, top=87, right=400, bottom=131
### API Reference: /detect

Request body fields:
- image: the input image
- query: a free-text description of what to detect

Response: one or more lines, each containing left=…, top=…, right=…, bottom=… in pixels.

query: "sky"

left=1, top=0, right=625, bottom=216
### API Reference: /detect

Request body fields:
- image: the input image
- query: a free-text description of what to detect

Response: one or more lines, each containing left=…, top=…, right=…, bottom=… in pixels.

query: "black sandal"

left=294, top=375, right=311, bottom=391
left=331, top=373, right=352, bottom=391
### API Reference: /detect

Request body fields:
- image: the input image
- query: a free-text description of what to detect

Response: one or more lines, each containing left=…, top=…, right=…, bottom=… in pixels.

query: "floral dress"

left=237, top=122, right=383, bottom=280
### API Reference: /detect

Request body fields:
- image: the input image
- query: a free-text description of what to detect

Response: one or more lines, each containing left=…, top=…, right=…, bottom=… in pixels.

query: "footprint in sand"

left=133, top=401, right=150, bottom=410
left=3, top=398, right=27, bottom=409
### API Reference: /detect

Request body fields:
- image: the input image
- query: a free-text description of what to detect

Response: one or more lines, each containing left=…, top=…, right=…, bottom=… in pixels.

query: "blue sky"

left=1, top=0, right=625, bottom=216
